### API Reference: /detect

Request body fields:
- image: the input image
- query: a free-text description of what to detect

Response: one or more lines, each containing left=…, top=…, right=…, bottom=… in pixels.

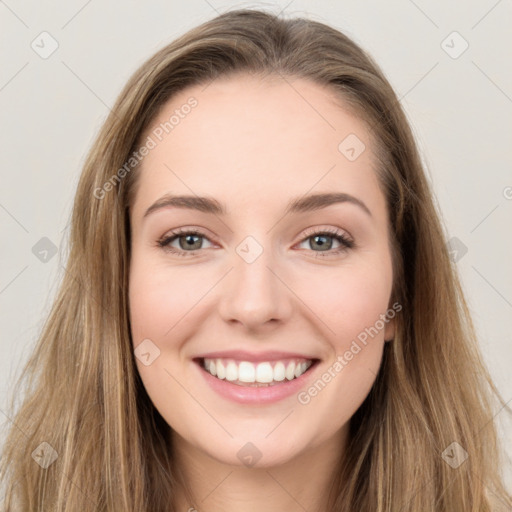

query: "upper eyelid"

left=161, top=228, right=217, bottom=245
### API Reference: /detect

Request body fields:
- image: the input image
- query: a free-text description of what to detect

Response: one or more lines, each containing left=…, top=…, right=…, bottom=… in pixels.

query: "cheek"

left=296, top=259, right=393, bottom=344
left=128, top=259, right=206, bottom=420
left=292, top=260, right=393, bottom=411
left=129, top=260, right=206, bottom=346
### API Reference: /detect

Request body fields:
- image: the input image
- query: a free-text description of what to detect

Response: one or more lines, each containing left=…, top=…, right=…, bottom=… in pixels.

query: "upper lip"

left=193, top=350, right=319, bottom=363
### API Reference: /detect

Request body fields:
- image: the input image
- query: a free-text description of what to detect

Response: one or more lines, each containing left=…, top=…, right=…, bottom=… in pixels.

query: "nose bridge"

left=217, top=233, right=291, bottom=327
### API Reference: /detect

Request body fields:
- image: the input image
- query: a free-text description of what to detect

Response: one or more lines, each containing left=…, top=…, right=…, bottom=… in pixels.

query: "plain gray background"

left=1, top=0, right=511, bottom=494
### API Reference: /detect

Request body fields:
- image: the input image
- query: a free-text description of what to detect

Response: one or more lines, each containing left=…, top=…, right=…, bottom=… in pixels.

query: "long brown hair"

left=1, top=8, right=510, bottom=511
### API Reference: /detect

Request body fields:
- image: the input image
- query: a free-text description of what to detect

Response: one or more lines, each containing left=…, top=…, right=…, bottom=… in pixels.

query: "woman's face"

left=128, top=74, right=395, bottom=468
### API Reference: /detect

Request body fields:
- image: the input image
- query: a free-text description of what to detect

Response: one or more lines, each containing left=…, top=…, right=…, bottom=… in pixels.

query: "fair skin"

left=128, top=73, right=395, bottom=512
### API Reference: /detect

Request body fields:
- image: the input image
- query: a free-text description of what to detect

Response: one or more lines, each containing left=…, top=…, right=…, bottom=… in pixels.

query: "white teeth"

left=285, top=362, right=295, bottom=380
left=273, top=362, right=285, bottom=381
left=238, top=361, right=256, bottom=383
left=216, top=360, right=226, bottom=379
left=255, top=362, right=273, bottom=383
left=202, top=358, right=314, bottom=385
left=225, top=361, right=238, bottom=381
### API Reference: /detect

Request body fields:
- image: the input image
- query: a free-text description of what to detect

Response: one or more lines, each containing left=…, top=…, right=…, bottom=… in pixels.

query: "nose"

left=217, top=241, right=293, bottom=332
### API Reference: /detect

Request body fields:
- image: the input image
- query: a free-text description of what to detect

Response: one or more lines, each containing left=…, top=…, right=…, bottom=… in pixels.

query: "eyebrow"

left=143, top=192, right=372, bottom=219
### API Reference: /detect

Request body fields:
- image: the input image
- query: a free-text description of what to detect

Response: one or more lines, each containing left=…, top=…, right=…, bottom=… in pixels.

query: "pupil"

left=313, top=235, right=331, bottom=251
left=183, top=235, right=200, bottom=249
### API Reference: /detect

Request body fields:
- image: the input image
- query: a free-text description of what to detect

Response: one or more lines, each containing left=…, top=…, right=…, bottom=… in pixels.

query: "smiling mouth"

left=195, top=357, right=319, bottom=387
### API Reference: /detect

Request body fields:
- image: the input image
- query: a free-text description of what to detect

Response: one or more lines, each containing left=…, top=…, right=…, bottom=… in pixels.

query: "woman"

left=1, top=8, right=510, bottom=511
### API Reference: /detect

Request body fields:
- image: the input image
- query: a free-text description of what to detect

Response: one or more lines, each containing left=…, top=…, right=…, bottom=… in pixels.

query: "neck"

left=170, top=426, right=348, bottom=512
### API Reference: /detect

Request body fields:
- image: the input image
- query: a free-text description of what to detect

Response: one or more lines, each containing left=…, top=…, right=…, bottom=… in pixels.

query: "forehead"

left=132, top=73, right=384, bottom=220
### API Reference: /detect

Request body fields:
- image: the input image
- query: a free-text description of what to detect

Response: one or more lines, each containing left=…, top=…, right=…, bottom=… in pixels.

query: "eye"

left=156, top=228, right=214, bottom=256
left=296, top=226, right=354, bottom=257
left=156, top=226, right=355, bottom=258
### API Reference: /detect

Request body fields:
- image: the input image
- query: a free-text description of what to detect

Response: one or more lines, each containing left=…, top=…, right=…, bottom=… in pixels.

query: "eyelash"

left=156, top=226, right=355, bottom=259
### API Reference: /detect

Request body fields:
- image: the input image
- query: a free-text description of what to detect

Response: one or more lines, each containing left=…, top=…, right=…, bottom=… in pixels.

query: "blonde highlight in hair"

left=1, top=8, right=511, bottom=511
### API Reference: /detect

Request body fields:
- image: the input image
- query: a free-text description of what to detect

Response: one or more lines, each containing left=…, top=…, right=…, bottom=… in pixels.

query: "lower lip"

left=194, top=359, right=319, bottom=405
